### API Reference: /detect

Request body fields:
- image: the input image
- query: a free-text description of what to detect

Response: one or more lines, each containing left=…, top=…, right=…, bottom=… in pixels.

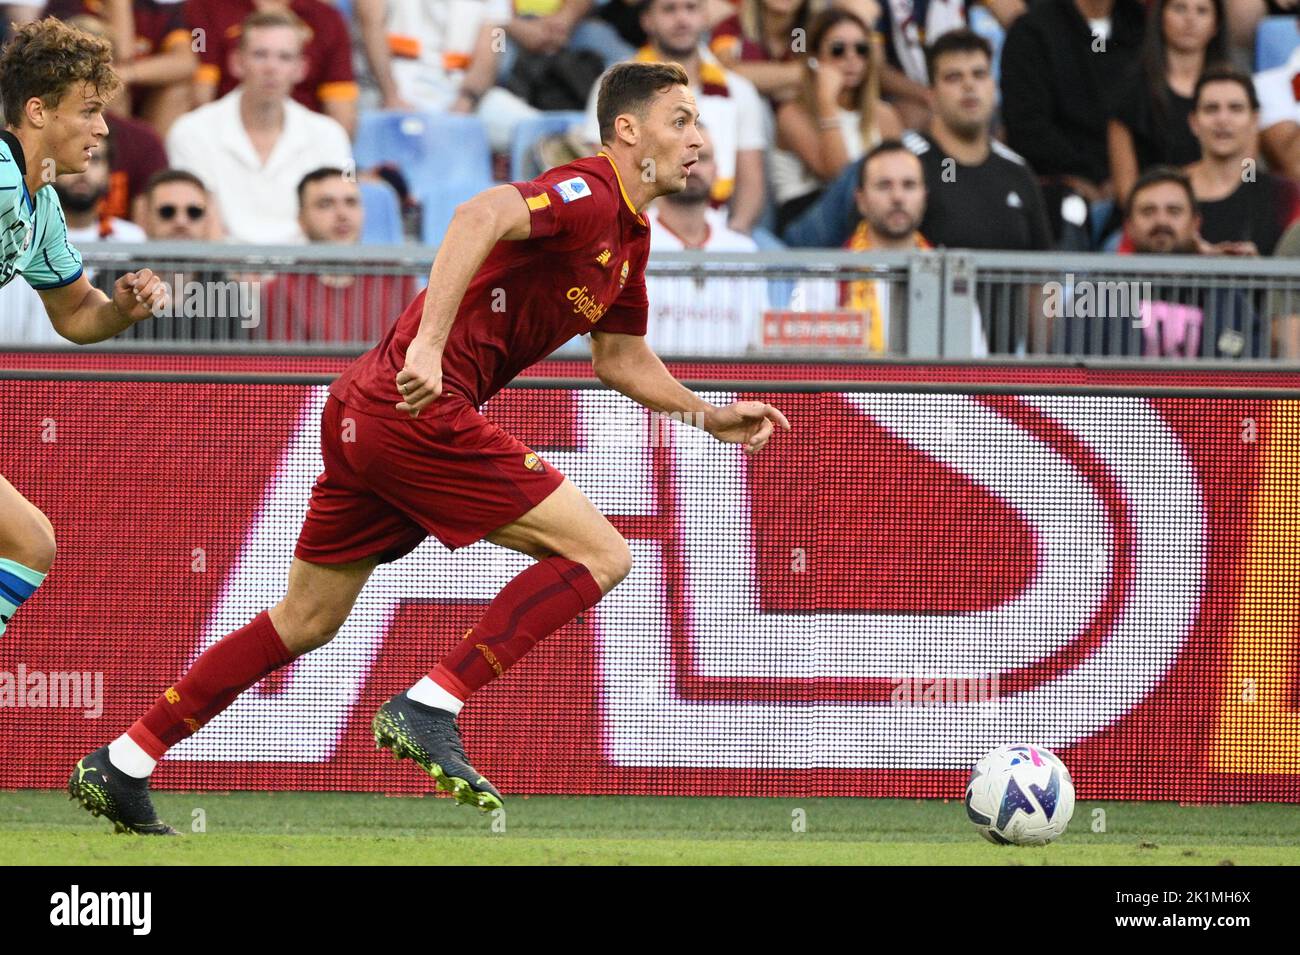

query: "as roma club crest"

left=619, top=260, right=629, bottom=287
left=524, top=452, right=545, bottom=473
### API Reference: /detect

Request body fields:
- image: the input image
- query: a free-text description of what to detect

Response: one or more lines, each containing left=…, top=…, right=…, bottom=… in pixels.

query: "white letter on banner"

left=596, top=394, right=1205, bottom=769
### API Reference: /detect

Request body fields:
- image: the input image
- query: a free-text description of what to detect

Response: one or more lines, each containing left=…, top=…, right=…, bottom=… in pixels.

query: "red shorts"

left=294, top=392, right=565, bottom=564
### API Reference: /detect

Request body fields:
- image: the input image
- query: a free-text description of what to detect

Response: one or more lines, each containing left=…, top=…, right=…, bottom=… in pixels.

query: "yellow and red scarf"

left=840, top=222, right=930, bottom=353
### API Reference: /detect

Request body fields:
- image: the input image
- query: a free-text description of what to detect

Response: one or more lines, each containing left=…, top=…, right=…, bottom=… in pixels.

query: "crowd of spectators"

left=3, top=0, right=1300, bottom=351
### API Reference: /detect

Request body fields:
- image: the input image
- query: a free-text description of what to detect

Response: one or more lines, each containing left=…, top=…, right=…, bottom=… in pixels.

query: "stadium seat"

left=508, top=110, right=587, bottom=181
left=1255, top=16, right=1300, bottom=72
left=358, top=179, right=404, bottom=245
left=354, top=110, right=494, bottom=247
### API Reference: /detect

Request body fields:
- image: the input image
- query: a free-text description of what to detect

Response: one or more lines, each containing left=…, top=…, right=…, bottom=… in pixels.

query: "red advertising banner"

left=0, top=373, right=1296, bottom=802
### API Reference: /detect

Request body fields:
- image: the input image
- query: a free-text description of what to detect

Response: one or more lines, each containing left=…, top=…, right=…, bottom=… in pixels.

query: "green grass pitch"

left=1, top=791, right=1298, bottom=865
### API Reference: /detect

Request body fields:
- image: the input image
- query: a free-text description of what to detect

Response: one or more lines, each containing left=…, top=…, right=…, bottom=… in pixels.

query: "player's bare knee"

left=293, top=611, right=344, bottom=652
left=589, top=537, right=632, bottom=594
left=269, top=601, right=344, bottom=654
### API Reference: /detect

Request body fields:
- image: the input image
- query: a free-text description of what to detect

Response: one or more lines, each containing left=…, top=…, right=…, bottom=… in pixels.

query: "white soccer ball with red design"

left=965, top=744, right=1075, bottom=845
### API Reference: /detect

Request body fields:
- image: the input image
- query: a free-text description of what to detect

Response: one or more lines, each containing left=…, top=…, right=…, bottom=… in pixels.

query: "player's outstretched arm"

left=37, top=271, right=167, bottom=344
left=591, top=330, right=790, bottom=455
left=396, top=185, right=535, bottom=417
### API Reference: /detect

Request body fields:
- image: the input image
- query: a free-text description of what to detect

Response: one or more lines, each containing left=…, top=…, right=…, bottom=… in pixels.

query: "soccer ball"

left=964, top=744, right=1075, bottom=845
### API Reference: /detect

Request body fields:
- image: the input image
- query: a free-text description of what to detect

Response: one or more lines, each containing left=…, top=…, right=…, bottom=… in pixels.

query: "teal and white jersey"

left=0, top=130, right=83, bottom=292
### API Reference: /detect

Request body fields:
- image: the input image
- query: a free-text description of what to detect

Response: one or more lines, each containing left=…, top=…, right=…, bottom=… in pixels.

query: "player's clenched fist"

left=395, top=337, right=444, bottom=417
left=112, top=269, right=168, bottom=323
left=703, top=401, right=791, bottom=455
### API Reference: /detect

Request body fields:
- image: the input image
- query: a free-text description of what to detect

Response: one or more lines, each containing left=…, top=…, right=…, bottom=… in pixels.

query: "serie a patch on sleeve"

left=553, top=177, right=591, bottom=203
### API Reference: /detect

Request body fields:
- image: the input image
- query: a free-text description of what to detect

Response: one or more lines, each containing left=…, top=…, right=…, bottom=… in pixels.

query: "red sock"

left=127, top=610, right=295, bottom=760
left=431, top=556, right=603, bottom=700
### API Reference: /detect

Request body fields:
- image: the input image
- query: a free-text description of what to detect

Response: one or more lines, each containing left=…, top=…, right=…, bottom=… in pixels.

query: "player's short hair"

left=238, top=9, right=308, bottom=50
left=1193, top=64, right=1259, bottom=112
left=924, top=28, right=992, bottom=86
left=596, top=61, right=691, bottom=145
left=144, top=169, right=209, bottom=200
left=0, top=17, right=121, bottom=128
left=859, top=139, right=921, bottom=188
left=1127, top=165, right=1199, bottom=217
left=297, top=166, right=350, bottom=206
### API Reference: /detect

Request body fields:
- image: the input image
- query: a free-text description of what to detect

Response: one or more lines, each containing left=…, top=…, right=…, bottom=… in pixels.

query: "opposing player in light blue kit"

left=0, top=18, right=167, bottom=640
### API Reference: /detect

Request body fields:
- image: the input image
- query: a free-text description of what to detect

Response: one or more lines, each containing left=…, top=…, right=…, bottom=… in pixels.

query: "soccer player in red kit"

left=70, top=61, right=790, bottom=834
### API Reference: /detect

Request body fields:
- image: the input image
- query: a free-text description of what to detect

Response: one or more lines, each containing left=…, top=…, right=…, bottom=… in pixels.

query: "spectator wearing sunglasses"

left=134, top=169, right=247, bottom=341
left=259, top=168, right=420, bottom=343
left=141, top=170, right=220, bottom=241
left=771, top=8, right=901, bottom=237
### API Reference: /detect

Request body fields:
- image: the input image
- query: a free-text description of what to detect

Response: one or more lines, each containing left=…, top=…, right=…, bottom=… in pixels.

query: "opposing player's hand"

left=704, top=401, right=791, bottom=455
left=395, top=338, right=444, bottom=417
left=113, top=269, right=168, bottom=323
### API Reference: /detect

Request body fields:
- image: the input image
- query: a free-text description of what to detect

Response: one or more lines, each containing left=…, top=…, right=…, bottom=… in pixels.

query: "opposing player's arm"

left=591, top=330, right=790, bottom=454
left=38, top=271, right=167, bottom=344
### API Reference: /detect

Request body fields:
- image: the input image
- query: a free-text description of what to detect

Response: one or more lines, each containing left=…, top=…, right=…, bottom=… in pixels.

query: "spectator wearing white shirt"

left=644, top=127, right=769, bottom=354
left=165, top=9, right=352, bottom=244
left=1254, top=42, right=1300, bottom=182
left=584, top=0, right=768, bottom=232
left=355, top=0, right=539, bottom=152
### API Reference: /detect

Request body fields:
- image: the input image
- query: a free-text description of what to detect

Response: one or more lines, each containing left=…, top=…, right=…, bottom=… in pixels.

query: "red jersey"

left=186, top=0, right=357, bottom=112
left=330, top=153, right=651, bottom=414
left=50, top=0, right=191, bottom=58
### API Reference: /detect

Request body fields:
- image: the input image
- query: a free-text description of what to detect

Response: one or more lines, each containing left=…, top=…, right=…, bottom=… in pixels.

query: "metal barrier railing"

left=953, top=251, right=1300, bottom=361
left=4, top=244, right=1298, bottom=361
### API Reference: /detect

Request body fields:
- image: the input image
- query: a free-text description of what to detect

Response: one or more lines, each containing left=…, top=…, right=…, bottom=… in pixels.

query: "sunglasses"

left=157, top=204, right=206, bottom=221
left=828, top=41, right=871, bottom=59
